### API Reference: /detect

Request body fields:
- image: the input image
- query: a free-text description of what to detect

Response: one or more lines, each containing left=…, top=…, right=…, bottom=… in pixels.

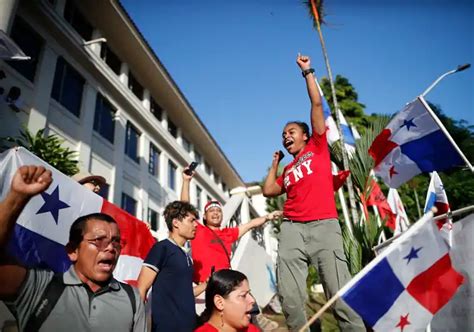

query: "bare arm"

left=137, top=266, right=157, bottom=301
left=262, top=151, right=284, bottom=197
left=193, top=281, right=207, bottom=297
left=180, top=168, right=194, bottom=203
left=297, top=54, right=325, bottom=135
left=238, top=210, right=282, bottom=239
left=0, top=165, right=52, bottom=300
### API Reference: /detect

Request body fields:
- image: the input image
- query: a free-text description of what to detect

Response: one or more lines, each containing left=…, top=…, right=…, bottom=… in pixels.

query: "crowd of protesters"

left=0, top=55, right=364, bottom=332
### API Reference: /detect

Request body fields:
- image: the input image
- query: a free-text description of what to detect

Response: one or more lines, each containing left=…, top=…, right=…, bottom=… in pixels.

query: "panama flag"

left=0, top=147, right=155, bottom=285
left=424, top=172, right=452, bottom=239
left=387, top=188, right=410, bottom=235
left=369, top=97, right=468, bottom=188
left=340, top=211, right=464, bottom=331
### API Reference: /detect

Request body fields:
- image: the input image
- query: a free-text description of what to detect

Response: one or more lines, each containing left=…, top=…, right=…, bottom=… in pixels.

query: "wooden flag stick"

left=298, top=292, right=341, bottom=332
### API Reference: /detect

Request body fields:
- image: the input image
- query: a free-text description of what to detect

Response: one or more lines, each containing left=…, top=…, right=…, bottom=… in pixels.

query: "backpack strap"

left=206, top=226, right=232, bottom=267
left=120, top=282, right=137, bottom=328
left=24, top=274, right=65, bottom=332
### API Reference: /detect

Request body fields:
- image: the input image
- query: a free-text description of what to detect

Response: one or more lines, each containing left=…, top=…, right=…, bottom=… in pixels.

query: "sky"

left=121, top=0, right=473, bottom=183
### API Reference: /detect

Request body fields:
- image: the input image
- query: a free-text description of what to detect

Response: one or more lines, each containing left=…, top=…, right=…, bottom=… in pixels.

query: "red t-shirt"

left=276, top=131, right=337, bottom=222
left=195, top=322, right=260, bottom=332
left=191, top=222, right=239, bottom=283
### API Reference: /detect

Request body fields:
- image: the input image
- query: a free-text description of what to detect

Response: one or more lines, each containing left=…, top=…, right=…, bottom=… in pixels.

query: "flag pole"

left=372, top=205, right=474, bottom=254
left=298, top=291, right=341, bottom=332
left=418, top=96, right=474, bottom=172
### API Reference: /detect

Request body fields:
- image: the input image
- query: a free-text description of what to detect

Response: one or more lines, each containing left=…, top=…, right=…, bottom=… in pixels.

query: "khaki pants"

left=277, top=218, right=365, bottom=332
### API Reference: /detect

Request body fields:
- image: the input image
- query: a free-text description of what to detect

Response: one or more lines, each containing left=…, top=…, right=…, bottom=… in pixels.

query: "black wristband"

left=302, top=68, right=315, bottom=77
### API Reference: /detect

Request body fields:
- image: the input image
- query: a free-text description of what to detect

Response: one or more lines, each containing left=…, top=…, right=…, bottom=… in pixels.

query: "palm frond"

left=303, top=0, right=326, bottom=26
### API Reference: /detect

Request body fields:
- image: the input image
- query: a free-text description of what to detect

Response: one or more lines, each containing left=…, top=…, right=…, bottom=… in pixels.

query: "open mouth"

left=284, top=139, right=294, bottom=149
left=98, top=259, right=114, bottom=272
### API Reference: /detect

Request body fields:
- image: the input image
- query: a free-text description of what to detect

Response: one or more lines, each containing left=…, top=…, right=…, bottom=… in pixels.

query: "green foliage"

left=320, top=75, right=371, bottom=136
left=2, top=128, right=79, bottom=176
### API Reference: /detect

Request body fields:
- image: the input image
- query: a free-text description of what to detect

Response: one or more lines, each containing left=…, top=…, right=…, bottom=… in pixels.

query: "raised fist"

left=11, top=165, right=52, bottom=198
left=296, top=53, right=311, bottom=70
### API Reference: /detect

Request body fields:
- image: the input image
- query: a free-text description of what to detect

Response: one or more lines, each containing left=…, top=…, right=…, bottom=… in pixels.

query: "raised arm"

left=238, top=210, right=282, bottom=239
left=0, top=165, right=52, bottom=300
left=180, top=167, right=194, bottom=203
left=262, top=151, right=284, bottom=197
left=297, top=54, right=325, bottom=135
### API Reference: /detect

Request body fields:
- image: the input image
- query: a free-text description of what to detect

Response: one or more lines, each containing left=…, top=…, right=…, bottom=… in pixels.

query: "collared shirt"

left=143, top=238, right=195, bottom=332
left=5, top=266, right=145, bottom=332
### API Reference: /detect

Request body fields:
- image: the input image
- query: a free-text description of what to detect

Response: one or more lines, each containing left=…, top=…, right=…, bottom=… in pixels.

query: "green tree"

left=2, top=128, right=79, bottom=176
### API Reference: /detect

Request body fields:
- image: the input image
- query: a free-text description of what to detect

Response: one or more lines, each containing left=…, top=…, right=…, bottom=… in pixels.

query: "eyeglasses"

left=84, top=235, right=125, bottom=251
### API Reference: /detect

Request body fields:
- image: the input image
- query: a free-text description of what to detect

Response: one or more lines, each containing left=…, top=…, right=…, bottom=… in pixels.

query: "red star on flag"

left=396, top=314, right=410, bottom=331
left=389, top=165, right=398, bottom=178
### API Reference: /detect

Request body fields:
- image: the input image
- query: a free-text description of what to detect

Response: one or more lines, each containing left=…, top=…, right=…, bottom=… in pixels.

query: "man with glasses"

left=0, top=165, right=146, bottom=331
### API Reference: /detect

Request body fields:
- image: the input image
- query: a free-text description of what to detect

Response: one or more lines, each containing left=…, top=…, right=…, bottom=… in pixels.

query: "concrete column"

left=176, top=127, right=183, bottom=146
left=161, top=110, right=168, bottom=130
left=159, top=154, right=168, bottom=189
left=27, top=46, right=58, bottom=133
left=0, top=0, right=19, bottom=33
left=88, top=29, right=103, bottom=57
left=111, top=111, right=126, bottom=204
left=119, top=62, right=129, bottom=86
left=142, top=89, right=150, bottom=111
left=76, top=82, right=97, bottom=170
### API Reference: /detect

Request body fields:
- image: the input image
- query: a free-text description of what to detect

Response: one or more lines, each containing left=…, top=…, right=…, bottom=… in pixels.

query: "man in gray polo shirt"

left=0, top=165, right=146, bottom=331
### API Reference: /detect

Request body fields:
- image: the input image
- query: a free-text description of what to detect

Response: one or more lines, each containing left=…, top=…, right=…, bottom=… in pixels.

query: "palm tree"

left=304, top=0, right=359, bottom=227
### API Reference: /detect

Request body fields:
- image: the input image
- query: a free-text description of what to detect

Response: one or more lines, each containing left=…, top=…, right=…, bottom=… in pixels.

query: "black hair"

left=68, top=213, right=117, bottom=250
left=163, top=201, right=199, bottom=231
left=284, top=121, right=311, bottom=143
left=197, top=269, right=248, bottom=326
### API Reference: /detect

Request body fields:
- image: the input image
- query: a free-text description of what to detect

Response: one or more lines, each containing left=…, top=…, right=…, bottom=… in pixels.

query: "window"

left=150, top=98, right=162, bottom=121
left=128, top=72, right=143, bottom=100
left=125, top=122, right=140, bottom=163
left=194, top=151, right=203, bottom=164
left=213, top=172, right=220, bottom=184
left=196, top=186, right=202, bottom=211
left=64, top=0, right=93, bottom=40
left=167, top=120, right=178, bottom=138
left=97, top=182, right=109, bottom=200
left=51, top=57, right=85, bottom=117
left=6, top=16, right=43, bottom=82
left=149, top=143, right=160, bottom=176
left=205, top=162, right=212, bottom=175
left=100, top=44, right=121, bottom=75
left=206, top=195, right=212, bottom=203
left=148, top=208, right=159, bottom=231
left=182, top=137, right=192, bottom=153
left=222, top=183, right=227, bottom=193
left=168, top=160, right=177, bottom=191
left=93, top=93, right=115, bottom=143
left=121, top=193, right=137, bottom=216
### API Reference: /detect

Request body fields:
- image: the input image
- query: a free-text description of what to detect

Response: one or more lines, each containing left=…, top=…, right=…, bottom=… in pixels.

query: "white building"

left=0, top=0, right=246, bottom=239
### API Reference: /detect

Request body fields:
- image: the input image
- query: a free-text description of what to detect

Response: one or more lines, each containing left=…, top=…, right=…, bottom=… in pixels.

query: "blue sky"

left=121, top=0, right=473, bottom=183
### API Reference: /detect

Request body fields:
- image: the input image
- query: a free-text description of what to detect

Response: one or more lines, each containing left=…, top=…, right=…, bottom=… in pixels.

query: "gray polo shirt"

left=5, top=266, right=146, bottom=332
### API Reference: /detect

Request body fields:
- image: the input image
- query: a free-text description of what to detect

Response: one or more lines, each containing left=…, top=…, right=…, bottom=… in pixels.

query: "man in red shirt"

left=263, top=54, right=364, bottom=332
left=180, top=172, right=281, bottom=283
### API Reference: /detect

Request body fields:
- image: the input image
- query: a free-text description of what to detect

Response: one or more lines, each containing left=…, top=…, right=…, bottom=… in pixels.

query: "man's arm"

left=262, top=151, right=284, bottom=197
left=0, top=165, right=52, bottom=300
left=297, top=54, right=325, bottom=136
left=180, top=168, right=194, bottom=203
left=193, top=281, right=207, bottom=297
left=238, top=210, right=282, bottom=239
left=137, top=266, right=157, bottom=301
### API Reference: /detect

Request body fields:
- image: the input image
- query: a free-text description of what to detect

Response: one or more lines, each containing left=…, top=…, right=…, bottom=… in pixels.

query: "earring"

left=220, top=311, right=224, bottom=328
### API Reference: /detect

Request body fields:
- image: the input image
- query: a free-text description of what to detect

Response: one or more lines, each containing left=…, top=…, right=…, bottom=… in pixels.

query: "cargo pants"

left=277, top=218, right=365, bottom=332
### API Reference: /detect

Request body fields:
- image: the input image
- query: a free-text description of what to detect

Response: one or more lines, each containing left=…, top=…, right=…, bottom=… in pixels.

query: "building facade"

left=0, top=0, right=245, bottom=239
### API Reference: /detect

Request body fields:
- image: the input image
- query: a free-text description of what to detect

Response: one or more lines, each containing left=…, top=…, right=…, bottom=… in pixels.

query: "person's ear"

left=214, top=295, right=225, bottom=311
left=66, top=242, right=79, bottom=262
left=172, top=218, right=181, bottom=230
left=303, top=132, right=308, bottom=141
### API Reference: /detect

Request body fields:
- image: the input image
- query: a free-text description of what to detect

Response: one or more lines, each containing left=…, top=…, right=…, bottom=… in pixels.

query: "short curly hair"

left=285, top=121, right=311, bottom=143
left=163, top=201, right=199, bottom=231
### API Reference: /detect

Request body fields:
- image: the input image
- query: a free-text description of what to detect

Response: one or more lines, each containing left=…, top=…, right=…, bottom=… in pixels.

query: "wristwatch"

left=302, top=68, right=315, bottom=77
